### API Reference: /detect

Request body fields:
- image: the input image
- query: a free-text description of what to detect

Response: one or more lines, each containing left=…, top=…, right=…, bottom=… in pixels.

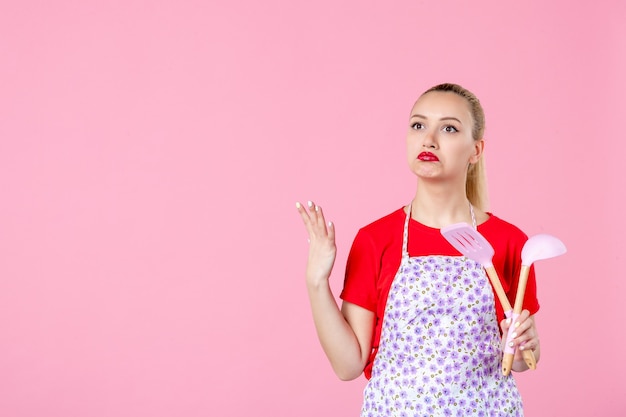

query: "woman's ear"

left=469, top=139, right=485, bottom=164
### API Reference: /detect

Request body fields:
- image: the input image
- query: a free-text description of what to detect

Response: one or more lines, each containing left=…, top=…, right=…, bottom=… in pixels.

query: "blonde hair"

left=421, top=83, right=489, bottom=211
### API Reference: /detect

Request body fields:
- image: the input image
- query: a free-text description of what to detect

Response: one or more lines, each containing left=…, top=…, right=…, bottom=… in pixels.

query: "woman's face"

left=406, top=91, right=483, bottom=182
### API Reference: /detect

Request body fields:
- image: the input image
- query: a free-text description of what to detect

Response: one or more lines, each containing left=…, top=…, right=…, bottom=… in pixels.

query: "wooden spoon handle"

left=513, top=265, right=531, bottom=314
left=485, top=266, right=517, bottom=376
left=522, top=348, right=537, bottom=370
left=514, top=265, right=537, bottom=371
left=502, top=352, right=514, bottom=376
left=503, top=265, right=536, bottom=375
left=503, top=337, right=537, bottom=375
left=484, top=266, right=512, bottom=312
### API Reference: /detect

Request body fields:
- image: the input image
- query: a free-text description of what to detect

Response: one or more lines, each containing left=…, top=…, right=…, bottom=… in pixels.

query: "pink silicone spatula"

left=501, top=233, right=567, bottom=375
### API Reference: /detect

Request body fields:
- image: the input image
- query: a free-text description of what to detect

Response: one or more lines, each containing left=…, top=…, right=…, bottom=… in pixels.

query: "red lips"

left=417, top=152, right=439, bottom=162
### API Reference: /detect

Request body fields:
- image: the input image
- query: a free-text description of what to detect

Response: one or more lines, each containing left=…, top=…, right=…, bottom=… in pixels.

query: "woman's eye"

left=411, top=122, right=424, bottom=130
left=443, top=125, right=458, bottom=133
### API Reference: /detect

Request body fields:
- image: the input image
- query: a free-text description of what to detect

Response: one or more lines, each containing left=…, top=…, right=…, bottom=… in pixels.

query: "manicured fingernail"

left=296, top=202, right=301, bottom=209
left=519, top=345, right=525, bottom=351
left=515, top=322, right=521, bottom=328
left=511, top=332, right=517, bottom=338
left=506, top=318, right=512, bottom=325
left=328, top=221, right=333, bottom=227
left=315, top=205, right=319, bottom=212
left=509, top=341, right=514, bottom=347
left=307, top=201, right=313, bottom=207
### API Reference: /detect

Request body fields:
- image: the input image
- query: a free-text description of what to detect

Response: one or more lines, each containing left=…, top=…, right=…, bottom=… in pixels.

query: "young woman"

left=296, top=83, right=540, bottom=416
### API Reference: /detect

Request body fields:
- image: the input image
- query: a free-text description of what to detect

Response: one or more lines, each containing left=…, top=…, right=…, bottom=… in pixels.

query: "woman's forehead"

left=411, top=91, right=472, bottom=122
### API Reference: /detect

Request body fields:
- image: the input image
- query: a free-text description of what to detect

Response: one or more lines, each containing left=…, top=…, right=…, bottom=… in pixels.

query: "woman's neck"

left=409, top=183, right=475, bottom=228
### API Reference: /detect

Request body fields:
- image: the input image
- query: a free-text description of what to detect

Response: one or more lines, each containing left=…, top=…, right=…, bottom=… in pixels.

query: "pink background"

left=1, top=1, right=624, bottom=416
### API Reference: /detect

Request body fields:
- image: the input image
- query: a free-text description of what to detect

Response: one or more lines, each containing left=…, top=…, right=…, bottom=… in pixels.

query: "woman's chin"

left=412, top=167, right=441, bottom=179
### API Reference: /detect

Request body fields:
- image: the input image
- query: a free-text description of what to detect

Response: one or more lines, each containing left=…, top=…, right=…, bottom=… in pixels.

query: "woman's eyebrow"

left=410, top=114, right=463, bottom=124
left=440, top=117, right=463, bottom=124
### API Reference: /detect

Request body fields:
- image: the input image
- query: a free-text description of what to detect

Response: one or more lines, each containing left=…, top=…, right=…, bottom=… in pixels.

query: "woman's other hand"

left=296, top=201, right=337, bottom=287
left=500, top=310, right=541, bottom=372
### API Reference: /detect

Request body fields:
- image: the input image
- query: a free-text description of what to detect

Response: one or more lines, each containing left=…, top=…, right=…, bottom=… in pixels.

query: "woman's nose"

left=422, top=131, right=437, bottom=148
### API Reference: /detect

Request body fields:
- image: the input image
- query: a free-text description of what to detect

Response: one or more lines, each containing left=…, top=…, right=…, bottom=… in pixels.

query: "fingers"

left=505, top=311, right=539, bottom=351
left=517, top=314, right=540, bottom=352
left=295, top=200, right=333, bottom=239
left=314, top=203, right=333, bottom=236
left=309, top=200, right=324, bottom=228
left=500, top=318, right=511, bottom=336
left=295, top=201, right=338, bottom=285
left=327, top=219, right=335, bottom=242
left=295, top=201, right=312, bottom=226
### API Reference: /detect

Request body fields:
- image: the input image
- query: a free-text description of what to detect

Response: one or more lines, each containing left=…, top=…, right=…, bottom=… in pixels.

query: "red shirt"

left=339, top=207, right=540, bottom=379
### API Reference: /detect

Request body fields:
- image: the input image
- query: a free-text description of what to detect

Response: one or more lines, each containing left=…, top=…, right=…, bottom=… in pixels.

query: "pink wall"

left=1, top=1, right=624, bottom=416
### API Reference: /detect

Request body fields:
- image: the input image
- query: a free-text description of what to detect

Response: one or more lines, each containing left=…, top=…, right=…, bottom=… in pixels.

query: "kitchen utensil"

left=501, top=233, right=567, bottom=375
left=440, top=223, right=511, bottom=313
left=441, top=223, right=535, bottom=374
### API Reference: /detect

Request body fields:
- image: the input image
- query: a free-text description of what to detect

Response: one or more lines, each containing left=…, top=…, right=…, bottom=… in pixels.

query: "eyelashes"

left=442, top=125, right=458, bottom=133
left=410, top=122, right=459, bottom=133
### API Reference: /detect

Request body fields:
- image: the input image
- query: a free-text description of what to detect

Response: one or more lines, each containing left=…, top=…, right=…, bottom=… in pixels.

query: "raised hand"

left=296, top=201, right=337, bottom=287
